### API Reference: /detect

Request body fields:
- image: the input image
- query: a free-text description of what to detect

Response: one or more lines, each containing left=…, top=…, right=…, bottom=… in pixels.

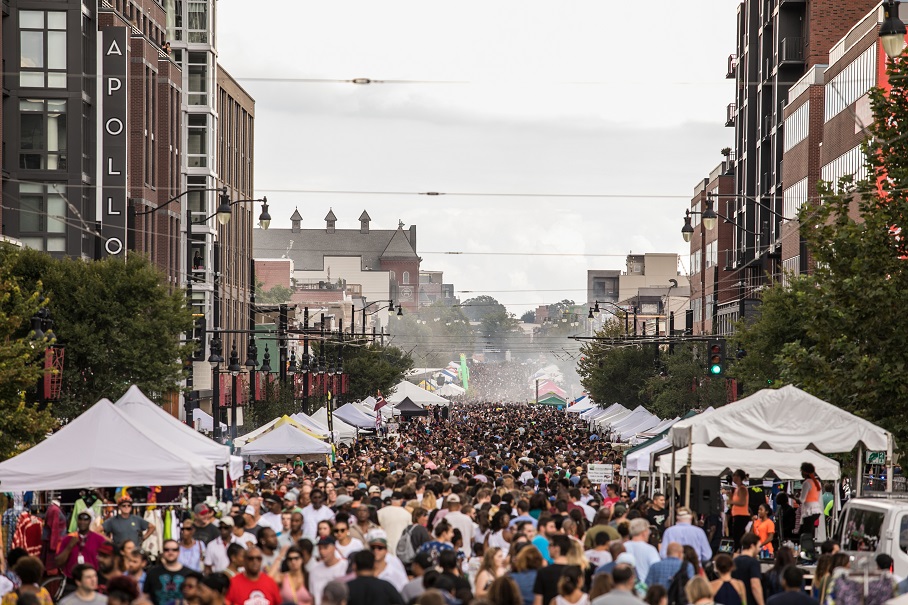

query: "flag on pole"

left=374, top=391, right=387, bottom=411
left=459, top=354, right=470, bottom=391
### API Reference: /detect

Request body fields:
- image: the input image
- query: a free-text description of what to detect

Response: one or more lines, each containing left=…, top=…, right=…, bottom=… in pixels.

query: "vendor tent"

left=595, top=406, right=638, bottom=429
left=535, top=380, right=566, bottom=399
left=192, top=408, right=226, bottom=433
left=436, top=383, right=466, bottom=397
left=288, top=413, right=332, bottom=438
left=334, top=403, right=376, bottom=429
left=669, top=385, right=892, bottom=453
left=0, top=399, right=214, bottom=490
left=537, top=393, right=567, bottom=407
left=311, top=407, right=358, bottom=442
left=395, top=397, right=429, bottom=418
left=387, top=380, right=450, bottom=406
left=656, top=444, right=841, bottom=480
left=240, top=424, right=333, bottom=456
left=583, top=403, right=623, bottom=420
left=235, top=415, right=327, bottom=447
left=615, top=415, right=663, bottom=442
left=566, top=398, right=595, bottom=413
left=115, top=385, right=242, bottom=479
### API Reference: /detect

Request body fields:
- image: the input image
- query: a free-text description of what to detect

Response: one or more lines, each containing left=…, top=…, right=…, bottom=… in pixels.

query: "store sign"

left=588, top=463, right=614, bottom=485
left=100, top=28, right=128, bottom=256
left=866, top=451, right=887, bottom=465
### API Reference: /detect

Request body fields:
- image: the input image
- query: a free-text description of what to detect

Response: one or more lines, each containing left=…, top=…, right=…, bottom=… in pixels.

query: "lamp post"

left=207, top=331, right=223, bottom=440
left=589, top=300, right=632, bottom=336
left=228, top=342, right=242, bottom=444
left=881, top=1, right=907, bottom=60
left=301, top=307, right=311, bottom=415
left=260, top=346, right=272, bottom=412
left=288, top=349, right=297, bottom=412
left=361, top=300, right=396, bottom=337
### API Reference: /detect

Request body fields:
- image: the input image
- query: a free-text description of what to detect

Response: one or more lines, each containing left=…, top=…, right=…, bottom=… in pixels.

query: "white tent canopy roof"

left=387, top=381, right=450, bottom=406
left=192, top=408, right=226, bottom=432
left=582, top=403, right=622, bottom=421
left=115, top=385, right=241, bottom=479
left=311, top=407, right=358, bottom=442
left=436, top=383, right=466, bottom=397
left=626, top=437, right=670, bottom=474
left=566, top=399, right=596, bottom=413
left=333, top=403, right=375, bottom=429
left=656, top=443, right=841, bottom=480
left=669, top=385, right=892, bottom=453
left=595, top=408, right=634, bottom=428
left=599, top=406, right=646, bottom=429
left=240, top=424, right=333, bottom=456
left=610, top=408, right=657, bottom=432
left=288, top=413, right=331, bottom=437
left=616, top=416, right=663, bottom=441
left=0, top=399, right=214, bottom=490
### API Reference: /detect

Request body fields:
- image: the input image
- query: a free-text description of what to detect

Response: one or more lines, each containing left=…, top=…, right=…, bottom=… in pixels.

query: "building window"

left=782, top=256, right=800, bottom=287
left=187, top=113, right=208, bottom=168
left=783, top=177, right=808, bottom=220
left=187, top=0, right=208, bottom=43
left=784, top=101, right=810, bottom=151
left=187, top=52, right=208, bottom=105
left=821, top=145, right=865, bottom=190
left=20, top=99, right=67, bottom=170
left=402, top=271, right=410, bottom=285
left=389, top=271, right=396, bottom=281
left=690, top=252, right=701, bottom=275
left=20, top=10, right=67, bottom=88
left=19, top=183, right=66, bottom=251
left=825, top=45, right=876, bottom=122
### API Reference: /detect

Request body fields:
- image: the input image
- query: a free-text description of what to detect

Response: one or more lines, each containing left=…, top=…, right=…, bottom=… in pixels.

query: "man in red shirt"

left=55, top=512, right=107, bottom=578
left=225, top=546, right=281, bottom=605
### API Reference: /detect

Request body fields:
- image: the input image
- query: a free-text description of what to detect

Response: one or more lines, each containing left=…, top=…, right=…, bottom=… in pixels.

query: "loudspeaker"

left=680, top=475, right=722, bottom=518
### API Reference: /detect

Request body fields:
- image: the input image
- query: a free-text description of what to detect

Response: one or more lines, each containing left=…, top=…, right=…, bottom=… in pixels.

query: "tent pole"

left=887, top=434, right=893, bottom=493
left=684, top=427, right=693, bottom=509
left=670, top=447, right=676, bottom=526
left=855, top=445, right=862, bottom=498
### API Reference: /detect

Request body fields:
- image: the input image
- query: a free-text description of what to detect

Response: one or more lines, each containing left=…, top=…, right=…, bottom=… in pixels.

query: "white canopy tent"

left=610, top=408, right=658, bottom=432
left=115, top=385, right=243, bottom=480
left=626, top=437, right=670, bottom=474
left=192, top=408, right=226, bottom=433
left=333, top=403, right=376, bottom=429
left=646, top=417, right=680, bottom=435
left=668, top=385, right=894, bottom=498
left=235, top=416, right=327, bottom=448
left=436, top=383, right=466, bottom=397
left=656, top=444, right=842, bottom=480
left=387, top=381, right=450, bottom=406
left=581, top=403, right=620, bottom=420
left=0, top=399, right=214, bottom=490
left=598, top=406, right=646, bottom=431
left=566, top=398, right=596, bottom=414
left=288, top=413, right=333, bottom=438
left=590, top=405, right=630, bottom=426
left=311, top=407, right=358, bottom=443
left=616, top=416, right=663, bottom=442
left=358, top=398, right=378, bottom=417
left=240, top=424, right=333, bottom=457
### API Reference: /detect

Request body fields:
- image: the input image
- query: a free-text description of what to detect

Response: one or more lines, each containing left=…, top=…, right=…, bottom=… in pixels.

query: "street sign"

left=588, top=463, right=614, bottom=485
left=866, top=451, right=887, bottom=465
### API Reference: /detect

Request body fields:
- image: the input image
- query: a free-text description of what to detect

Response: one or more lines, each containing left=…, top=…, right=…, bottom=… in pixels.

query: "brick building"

left=719, top=0, right=878, bottom=328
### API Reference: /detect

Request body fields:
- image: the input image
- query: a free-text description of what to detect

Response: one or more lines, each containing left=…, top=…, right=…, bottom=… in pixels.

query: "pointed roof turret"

left=290, top=208, right=302, bottom=233
left=358, top=210, right=371, bottom=222
left=380, top=225, right=418, bottom=259
left=325, top=208, right=337, bottom=234
left=359, top=210, right=371, bottom=234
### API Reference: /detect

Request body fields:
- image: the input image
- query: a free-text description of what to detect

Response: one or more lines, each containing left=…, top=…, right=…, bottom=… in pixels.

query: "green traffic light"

left=710, top=364, right=722, bottom=375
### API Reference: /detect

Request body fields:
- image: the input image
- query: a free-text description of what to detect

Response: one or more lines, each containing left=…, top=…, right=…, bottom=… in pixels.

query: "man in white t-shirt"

left=308, top=537, right=348, bottom=605
left=301, top=488, right=336, bottom=542
left=442, top=494, right=473, bottom=557
left=376, top=492, right=411, bottom=554
left=258, top=495, right=284, bottom=535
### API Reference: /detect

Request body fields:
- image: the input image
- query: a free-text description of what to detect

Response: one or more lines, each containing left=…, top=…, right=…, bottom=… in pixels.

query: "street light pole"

left=228, top=342, right=242, bottom=445
left=302, top=307, right=310, bottom=415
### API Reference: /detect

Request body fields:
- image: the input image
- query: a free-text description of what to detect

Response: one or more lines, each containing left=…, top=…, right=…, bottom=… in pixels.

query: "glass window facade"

left=20, top=10, right=67, bottom=88
left=20, top=99, right=67, bottom=170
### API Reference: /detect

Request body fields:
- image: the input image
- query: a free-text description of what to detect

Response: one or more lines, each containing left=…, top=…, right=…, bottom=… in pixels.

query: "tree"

left=520, top=310, right=536, bottom=323
left=313, top=342, right=414, bottom=402
left=0, top=246, right=56, bottom=458
left=255, top=280, right=293, bottom=305
left=577, top=320, right=658, bottom=408
left=460, top=295, right=507, bottom=323
left=642, top=342, right=728, bottom=419
left=2, top=248, right=194, bottom=418
left=736, top=53, right=908, bottom=447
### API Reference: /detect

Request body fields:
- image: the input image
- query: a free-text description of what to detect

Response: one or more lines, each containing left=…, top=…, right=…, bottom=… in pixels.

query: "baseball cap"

left=263, top=494, right=282, bottom=505
left=317, top=536, right=337, bottom=546
left=612, top=503, right=628, bottom=516
left=368, top=485, right=381, bottom=494
left=413, top=552, right=433, bottom=569
left=283, top=493, right=298, bottom=503
left=117, top=496, right=133, bottom=504
left=77, top=511, right=92, bottom=521
left=446, top=494, right=461, bottom=503
left=193, top=503, right=212, bottom=516
left=219, top=516, right=235, bottom=527
left=335, top=495, right=354, bottom=507
left=98, top=542, right=115, bottom=555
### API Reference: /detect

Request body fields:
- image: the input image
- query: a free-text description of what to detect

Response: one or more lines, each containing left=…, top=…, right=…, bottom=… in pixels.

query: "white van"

left=834, top=497, right=908, bottom=577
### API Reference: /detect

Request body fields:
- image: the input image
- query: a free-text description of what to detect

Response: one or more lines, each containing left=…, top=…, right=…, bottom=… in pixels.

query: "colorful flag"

left=459, top=354, right=470, bottom=391
left=374, top=391, right=387, bottom=411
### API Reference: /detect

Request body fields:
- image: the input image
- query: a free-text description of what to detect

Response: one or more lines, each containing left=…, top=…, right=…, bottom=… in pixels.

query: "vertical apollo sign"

left=100, top=28, right=128, bottom=256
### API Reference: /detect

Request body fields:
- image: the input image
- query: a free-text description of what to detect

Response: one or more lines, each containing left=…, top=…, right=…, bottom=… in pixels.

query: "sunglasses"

left=286, top=556, right=302, bottom=562
left=119, top=503, right=132, bottom=508
left=333, top=528, right=347, bottom=534
left=245, top=556, right=263, bottom=561
left=181, top=527, right=193, bottom=531
left=163, top=548, right=179, bottom=552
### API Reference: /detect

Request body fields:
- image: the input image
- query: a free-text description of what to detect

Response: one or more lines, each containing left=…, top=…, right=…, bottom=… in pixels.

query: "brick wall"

left=256, top=259, right=293, bottom=290
left=806, top=0, right=879, bottom=68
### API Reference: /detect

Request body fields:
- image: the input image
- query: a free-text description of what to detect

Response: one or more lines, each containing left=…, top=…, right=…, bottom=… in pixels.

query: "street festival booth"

left=395, top=397, right=429, bottom=420
left=0, top=399, right=214, bottom=491
left=590, top=403, right=632, bottom=426
left=436, top=383, right=466, bottom=398
left=537, top=393, right=567, bottom=407
left=333, top=403, right=377, bottom=430
left=235, top=415, right=328, bottom=448
left=387, top=380, right=451, bottom=406
left=115, top=384, right=243, bottom=480
left=289, top=412, right=334, bottom=437
left=311, top=407, right=359, bottom=443
left=596, top=405, right=643, bottom=433
left=666, top=385, right=894, bottom=529
left=566, top=396, right=596, bottom=413
left=614, top=411, right=663, bottom=442
left=239, top=423, right=333, bottom=460
left=192, top=408, right=226, bottom=433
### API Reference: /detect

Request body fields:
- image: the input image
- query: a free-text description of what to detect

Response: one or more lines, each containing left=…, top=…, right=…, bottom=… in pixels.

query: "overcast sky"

left=217, top=1, right=737, bottom=315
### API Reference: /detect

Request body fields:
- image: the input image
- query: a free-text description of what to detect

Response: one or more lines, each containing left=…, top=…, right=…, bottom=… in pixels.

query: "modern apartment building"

left=723, top=0, right=877, bottom=325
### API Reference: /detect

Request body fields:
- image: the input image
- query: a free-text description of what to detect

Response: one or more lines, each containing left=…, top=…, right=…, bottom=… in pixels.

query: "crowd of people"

left=0, top=403, right=882, bottom=605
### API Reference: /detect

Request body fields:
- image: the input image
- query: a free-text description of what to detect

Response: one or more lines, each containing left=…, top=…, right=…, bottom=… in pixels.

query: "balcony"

left=725, top=103, right=736, bottom=127
left=726, top=54, right=738, bottom=79
left=779, top=37, right=805, bottom=65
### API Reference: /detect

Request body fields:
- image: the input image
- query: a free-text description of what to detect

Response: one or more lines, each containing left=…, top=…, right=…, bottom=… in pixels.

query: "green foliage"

left=2, top=248, right=194, bottom=418
left=460, top=295, right=507, bottom=322
left=520, top=310, right=536, bottom=323
left=479, top=309, right=522, bottom=355
left=729, top=283, right=812, bottom=395
left=730, top=53, right=908, bottom=448
left=255, top=280, right=293, bottom=305
left=0, top=246, right=56, bottom=458
left=578, top=320, right=728, bottom=415
left=244, top=378, right=295, bottom=429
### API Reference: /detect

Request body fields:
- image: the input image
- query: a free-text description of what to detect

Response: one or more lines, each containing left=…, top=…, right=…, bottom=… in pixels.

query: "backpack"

left=396, top=525, right=417, bottom=563
left=667, top=565, right=690, bottom=605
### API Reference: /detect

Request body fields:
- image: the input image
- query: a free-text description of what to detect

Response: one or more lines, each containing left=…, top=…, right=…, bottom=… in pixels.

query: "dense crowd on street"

left=0, top=403, right=898, bottom=605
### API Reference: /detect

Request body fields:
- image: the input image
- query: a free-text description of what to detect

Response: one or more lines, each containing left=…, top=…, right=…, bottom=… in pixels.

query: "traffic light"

left=708, top=339, right=726, bottom=376
left=192, top=315, right=206, bottom=361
